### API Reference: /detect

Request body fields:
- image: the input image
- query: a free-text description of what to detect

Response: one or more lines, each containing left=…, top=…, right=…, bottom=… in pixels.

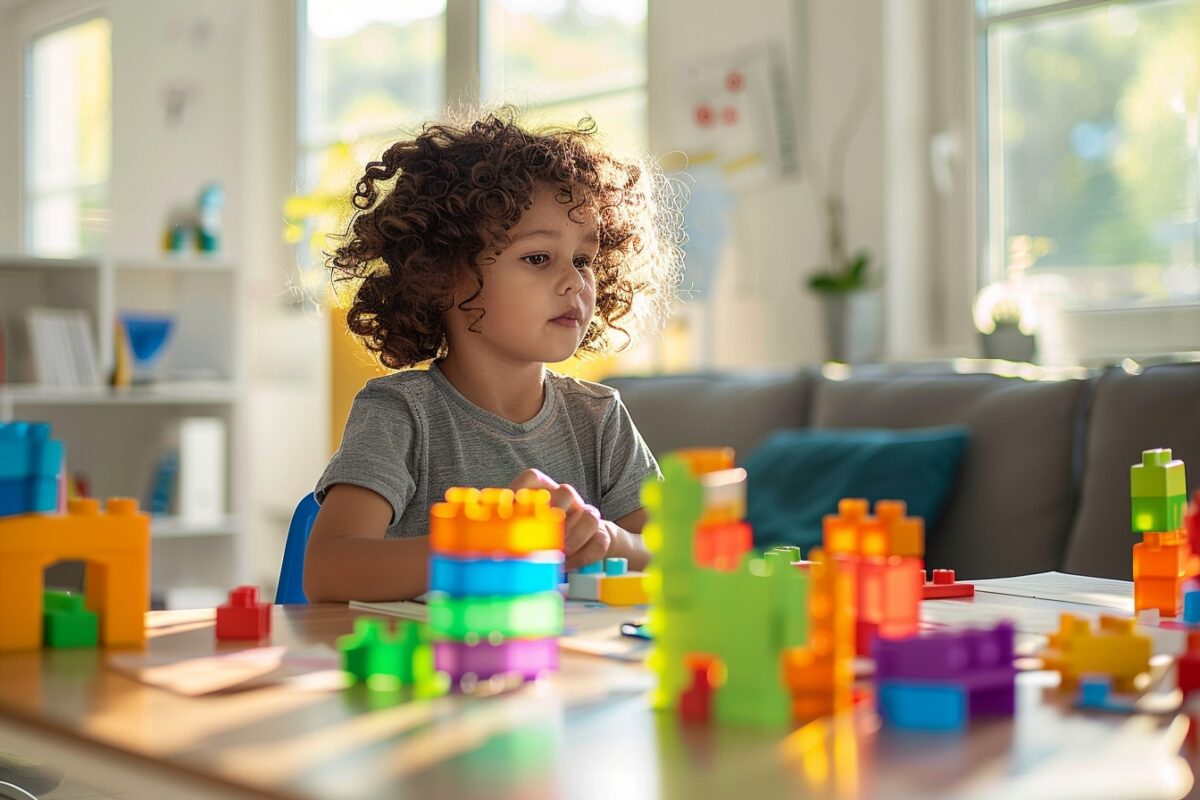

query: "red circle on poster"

left=722, top=106, right=739, bottom=125
left=695, top=104, right=714, bottom=127
left=726, top=71, right=745, bottom=92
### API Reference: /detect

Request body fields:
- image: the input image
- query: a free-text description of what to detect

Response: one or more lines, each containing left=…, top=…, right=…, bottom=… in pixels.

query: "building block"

left=869, top=500, right=925, bottom=559
left=1131, top=448, right=1188, bottom=499
left=1133, top=536, right=1189, bottom=578
left=566, top=572, right=601, bottom=601
left=597, top=573, right=648, bottom=606
left=338, top=617, right=446, bottom=694
left=697, top=465, right=747, bottom=525
left=429, top=553, right=563, bottom=596
left=427, top=591, right=563, bottom=640
left=695, top=520, right=753, bottom=571
left=604, top=557, right=628, bottom=576
left=783, top=548, right=853, bottom=720
left=1131, top=496, right=1188, bottom=536
left=577, top=561, right=604, bottom=575
left=1186, top=490, right=1200, bottom=554
left=0, top=496, right=150, bottom=651
left=1134, top=574, right=1185, bottom=617
left=1179, top=633, right=1200, bottom=697
left=215, top=586, right=272, bottom=641
left=877, top=682, right=967, bottom=731
left=1185, top=591, right=1200, bottom=624
left=679, top=652, right=721, bottom=724
left=429, top=487, right=565, bottom=556
left=923, top=569, right=975, bottom=599
left=433, top=638, right=558, bottom=681
left=1075, top=674, right=1140, bottom=713
left=42, top=590, right=98, bottom=648
left=1040, top=614, right=1151, bottom=693
left=0, top=421, right=64, bottom=517
left=854, top=554, right=922, bottom=654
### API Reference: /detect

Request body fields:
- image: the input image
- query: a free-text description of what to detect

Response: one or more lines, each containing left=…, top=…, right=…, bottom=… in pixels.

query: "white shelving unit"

left=0, top=253, right=248, bottom=607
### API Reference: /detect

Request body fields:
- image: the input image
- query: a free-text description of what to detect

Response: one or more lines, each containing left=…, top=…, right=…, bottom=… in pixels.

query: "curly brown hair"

left=327, top=106, right=683, bottom=370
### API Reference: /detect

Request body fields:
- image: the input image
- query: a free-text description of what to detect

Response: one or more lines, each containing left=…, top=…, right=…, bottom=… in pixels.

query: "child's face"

left=446, top=184, right=599, bottom=366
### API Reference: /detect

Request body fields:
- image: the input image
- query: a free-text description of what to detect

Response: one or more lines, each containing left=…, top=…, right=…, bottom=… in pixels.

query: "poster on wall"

left=669, top=42, right=799, bottom=191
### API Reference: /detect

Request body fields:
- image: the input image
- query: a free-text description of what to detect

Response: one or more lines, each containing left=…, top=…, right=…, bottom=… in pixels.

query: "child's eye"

left=573, top=256, right=594, bottom=271
left=522, top=254, right=550, bottom=267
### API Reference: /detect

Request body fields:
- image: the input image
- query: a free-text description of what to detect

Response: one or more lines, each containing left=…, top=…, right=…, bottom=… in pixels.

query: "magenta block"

left=434, top=638, right=559, bottom=680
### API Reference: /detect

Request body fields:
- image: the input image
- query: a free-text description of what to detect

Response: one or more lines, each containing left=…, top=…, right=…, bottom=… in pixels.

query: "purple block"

left=434, top=638, right=559, bottom=681
left=873, top=621, right=1014, bottom=682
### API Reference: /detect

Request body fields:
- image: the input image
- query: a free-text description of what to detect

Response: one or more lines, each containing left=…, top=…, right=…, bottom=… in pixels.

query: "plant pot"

left=979, top=322, right=1036, bottom=363
left=818, top=288, right=882, bottom=363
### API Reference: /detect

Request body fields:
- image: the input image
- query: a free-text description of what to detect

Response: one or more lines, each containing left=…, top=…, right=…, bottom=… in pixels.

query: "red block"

left=680, top=653, right=718, bottom=724
left=923, top=569, right=975, bottom=600
left=1180, top=633, right=1200, bottom=697
left=694, top=521, right=752, bottom=572
left=216, top=585, right=272, bottom=641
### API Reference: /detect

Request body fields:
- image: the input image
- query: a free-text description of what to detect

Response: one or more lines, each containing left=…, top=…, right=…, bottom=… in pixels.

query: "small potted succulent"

left=973, top=284, right=1037, bottom=362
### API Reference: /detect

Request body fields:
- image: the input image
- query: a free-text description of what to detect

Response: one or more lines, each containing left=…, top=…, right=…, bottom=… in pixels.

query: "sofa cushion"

left=809, top=374, right=1087, bottom=579
left=604, top=371, right=809, bottom=462
left=742, top=427, right=970, bottom=553
left=1063, top=364, right=1200, bottom=579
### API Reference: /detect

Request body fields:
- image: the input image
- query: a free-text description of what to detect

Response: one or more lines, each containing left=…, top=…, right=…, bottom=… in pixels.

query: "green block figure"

left=43, top=590, right=98, bottom=648
left=337, top=618, right=448, bottom=696
left=1130, top=449, right=1188, bottom=533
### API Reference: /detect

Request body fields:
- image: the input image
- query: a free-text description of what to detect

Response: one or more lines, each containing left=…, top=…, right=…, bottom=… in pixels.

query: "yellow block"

left=0, top=497, right=150, bottom=651
left=598, top=573, right=648, bottom=606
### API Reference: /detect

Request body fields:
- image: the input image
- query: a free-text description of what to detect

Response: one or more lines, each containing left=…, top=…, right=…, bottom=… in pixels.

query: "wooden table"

left=0, top=594, right=1194, bottom=800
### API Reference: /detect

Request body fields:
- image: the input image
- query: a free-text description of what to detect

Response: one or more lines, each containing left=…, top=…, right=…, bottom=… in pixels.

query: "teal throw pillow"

left=743, top=427, right=970, bottom=553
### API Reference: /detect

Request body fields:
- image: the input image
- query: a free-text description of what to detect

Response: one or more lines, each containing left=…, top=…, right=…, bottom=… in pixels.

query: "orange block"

left=674, top=448, right=735, bottom=475
left=1133, top=537, right=1188, bottom=579
left=1134, top=574, right=1184, bottom=616
left=0, top=497, right=150, bottom=651
left=855, top=555, right=922, bottom=654
left=695, top=521, right=753, bottom=571
left=823, top=498, right=870, bottom=556
left=430, top=487, right=564, bottom=555
left=783, top=548, right=854, bottom=719
left=872, top=500, right=925, bottom=559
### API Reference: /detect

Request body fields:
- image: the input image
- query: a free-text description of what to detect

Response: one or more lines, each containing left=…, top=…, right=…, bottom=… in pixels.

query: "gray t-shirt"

left=315, top=361, right=660, bottom=538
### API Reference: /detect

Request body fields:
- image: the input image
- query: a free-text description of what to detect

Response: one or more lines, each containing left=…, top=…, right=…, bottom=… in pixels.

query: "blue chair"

left=276, top=493, right=320, bottom=604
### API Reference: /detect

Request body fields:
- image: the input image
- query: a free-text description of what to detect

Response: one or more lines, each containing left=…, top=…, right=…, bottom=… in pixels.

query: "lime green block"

left=43, top=590, right=98, bottom=648
left=427, top=591, right=562, bottom=640
left=337, top=618, right=409, bottom=683
left=766, top=545, right=802, bottom=563
left=1131, top=494, right=1187, bottom=534
left=1131, top=449, right=1187, bottom=498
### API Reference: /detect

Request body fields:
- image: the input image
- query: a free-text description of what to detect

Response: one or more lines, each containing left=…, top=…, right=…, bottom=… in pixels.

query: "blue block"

left=0, top=422, right=62, bottom=481
left=0, top=476, right=58, bottom=516
left=604, top=557, right=628, bottom=576
left=430, top=554, right=564, bottom=596
left=1185, top=590, right=1200, bottom=624
left=577, top=561, right=604, bottom=575
left=878, top=681, right=967, bottom=731
left=1078, top=676, right=1111, bottom=709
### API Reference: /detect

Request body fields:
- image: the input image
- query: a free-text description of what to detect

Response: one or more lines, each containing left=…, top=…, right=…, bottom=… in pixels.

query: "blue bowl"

left=120, top=313, right=175, bottom=364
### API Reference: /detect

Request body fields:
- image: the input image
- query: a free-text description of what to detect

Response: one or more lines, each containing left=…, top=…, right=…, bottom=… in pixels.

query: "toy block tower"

left=783, top=547, right=855, bottom=720
left=822, top=498, right=924, bottom=656
left=427, top=487, right=565, bottom=684
left=0, top=422, right=64, bottom=516
left=1131, top=449, right=1191, bottom=615
left=0, top=496, right=150, bottom=651
left=643, top=451, right=809, bottom=727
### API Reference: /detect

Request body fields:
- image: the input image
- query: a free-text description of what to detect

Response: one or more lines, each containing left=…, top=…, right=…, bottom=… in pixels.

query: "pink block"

left=434, top=638, right=559, bottom=680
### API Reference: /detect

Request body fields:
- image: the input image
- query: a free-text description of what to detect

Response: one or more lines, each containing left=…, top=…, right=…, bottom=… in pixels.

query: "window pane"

left=521, top=90, right=647, bottom=153
left=483, top=0, right=647, bottom=106
left=302, top=0, right=445, bottom=148
left=989, top=0, right=1200, bottom=307
left=984, top=0, right=1063, bottom=17
left=26, top=17, right=111, bottom=254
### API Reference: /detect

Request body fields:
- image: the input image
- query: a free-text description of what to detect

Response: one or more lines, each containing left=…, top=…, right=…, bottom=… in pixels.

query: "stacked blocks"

left=337, top=617, right=446, bottom=695
left=873, top=621, right=1016, bottom=731
left=567, top=557, right=650, bottom=605
left=923, top=569, right=975, bottom=600
left=1178, top=632, right=1200, bottom=697
left=644, top=452, right=810, bottom=727
left=1131, top=449, right=1192, bottom=615
left=0, top=422, right=64, bottom=516
left=43, top=590, right=98, bottom=648
left=782, top=547, right=855, bottom=720
left=1040, top=613, right=1151, bottom=693
left=428, top=487, right=565, bottom=683
left=823, top=498, right=924, bottom=655
left=0, top=496, right=150, bottom=651
left=216, top=586, right=272, bottom=641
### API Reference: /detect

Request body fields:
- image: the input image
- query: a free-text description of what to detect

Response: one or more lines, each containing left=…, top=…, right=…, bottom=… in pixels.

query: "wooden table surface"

left=0, top=597, right=1194, bottom=800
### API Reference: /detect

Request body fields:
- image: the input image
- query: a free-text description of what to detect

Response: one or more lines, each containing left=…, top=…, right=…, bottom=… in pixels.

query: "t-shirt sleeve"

left=598, top=391, right=661, bottom=523
left=314, top=387, right=418, bottom=526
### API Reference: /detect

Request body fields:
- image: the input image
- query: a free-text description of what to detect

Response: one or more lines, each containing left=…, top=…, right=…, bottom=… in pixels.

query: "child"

left=304, top=108, right=683, bottom=602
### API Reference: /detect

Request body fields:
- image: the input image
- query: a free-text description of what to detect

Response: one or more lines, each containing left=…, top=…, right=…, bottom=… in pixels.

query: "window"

left=24, top=15, right=112, bottom=256
left=979, top=0, right=1200, bottom=311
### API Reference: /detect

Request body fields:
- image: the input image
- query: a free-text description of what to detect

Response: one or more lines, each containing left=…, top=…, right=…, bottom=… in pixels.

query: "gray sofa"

left=606, top=360, right=1200, bottom=581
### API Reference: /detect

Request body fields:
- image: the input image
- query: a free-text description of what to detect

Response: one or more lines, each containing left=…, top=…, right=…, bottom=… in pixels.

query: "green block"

left=766, top=545, right=802, bottom=563
left=42, top=590, right=98, bottom=648
left=427, top=591, right=562, bottom=640
left=1130, top=448, right=1187, bottom=498
left=1131, top=494, right=1187, bottom=533
left=337, top=618, right=409, bottom=683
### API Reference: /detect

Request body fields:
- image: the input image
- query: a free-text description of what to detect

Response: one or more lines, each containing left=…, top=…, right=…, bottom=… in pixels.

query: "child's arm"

left=603, top=508, right=649, bottom=571
left=303, top=483, right=429, bottom=602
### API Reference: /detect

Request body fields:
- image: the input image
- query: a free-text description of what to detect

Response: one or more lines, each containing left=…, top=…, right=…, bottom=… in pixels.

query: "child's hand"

left=510, top=468, right=610, bottom=570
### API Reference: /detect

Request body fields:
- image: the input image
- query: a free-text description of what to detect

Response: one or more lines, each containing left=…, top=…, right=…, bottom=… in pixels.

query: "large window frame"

left=19, top=3, right=112, bottom=256
left=974, top=0, right=1200, bottom=311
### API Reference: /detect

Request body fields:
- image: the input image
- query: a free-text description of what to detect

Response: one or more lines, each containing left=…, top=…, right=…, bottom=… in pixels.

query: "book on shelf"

left=25, top=307, right=102, bottom=388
